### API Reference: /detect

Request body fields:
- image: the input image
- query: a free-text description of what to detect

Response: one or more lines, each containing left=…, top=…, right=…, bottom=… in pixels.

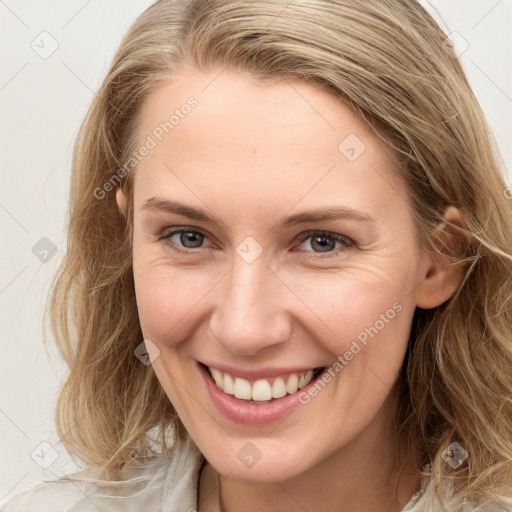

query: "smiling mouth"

left=201, top=363, right=326, bottom=403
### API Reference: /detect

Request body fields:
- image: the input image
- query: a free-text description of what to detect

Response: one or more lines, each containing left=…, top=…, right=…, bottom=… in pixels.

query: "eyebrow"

left=141, top=197, right=376, bottom=231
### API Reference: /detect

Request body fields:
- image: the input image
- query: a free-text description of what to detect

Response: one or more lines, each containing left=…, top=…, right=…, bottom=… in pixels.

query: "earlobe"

left=115, top=187, right=127, bottom=218
left=415, top=207, right=468, bottom=310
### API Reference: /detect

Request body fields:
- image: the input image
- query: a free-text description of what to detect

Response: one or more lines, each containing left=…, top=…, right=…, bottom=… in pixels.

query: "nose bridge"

left=209, top=252, right=290, bottom=354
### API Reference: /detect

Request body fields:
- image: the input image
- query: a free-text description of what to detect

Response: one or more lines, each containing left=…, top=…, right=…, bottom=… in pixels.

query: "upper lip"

left=199, top=361, right=323, bottom=380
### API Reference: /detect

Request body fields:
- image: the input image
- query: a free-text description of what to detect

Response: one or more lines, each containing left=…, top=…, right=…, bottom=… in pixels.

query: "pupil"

left=312, top=235, right=334, bottom=253
left=181, top=231, right=202, bottom=248
left=179, top=233, right=336, bottom=252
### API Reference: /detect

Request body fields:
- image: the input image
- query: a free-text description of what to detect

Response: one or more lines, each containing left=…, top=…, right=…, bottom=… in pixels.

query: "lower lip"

left=198, top=362, right=325, bottom=426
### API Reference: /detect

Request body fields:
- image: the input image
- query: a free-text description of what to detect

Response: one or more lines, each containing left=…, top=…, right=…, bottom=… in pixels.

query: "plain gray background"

left=1, top=0, right=511, bottom=504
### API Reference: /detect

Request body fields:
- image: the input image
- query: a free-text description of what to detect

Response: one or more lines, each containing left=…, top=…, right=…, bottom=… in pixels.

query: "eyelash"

left=157, top=227, right=355, bottom=259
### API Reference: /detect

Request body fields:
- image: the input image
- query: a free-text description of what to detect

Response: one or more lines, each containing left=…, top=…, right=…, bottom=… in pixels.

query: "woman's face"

left=118, top=66, right=440, bottom=482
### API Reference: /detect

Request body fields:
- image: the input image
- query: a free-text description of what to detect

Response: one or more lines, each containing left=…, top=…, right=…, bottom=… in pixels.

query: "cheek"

left=284, top=269, right=410, bottom=357
left=295, top=275, right=414, bottom=433
left=132, top=252, right=216, bottom=344
left=132, top=238, right=417, bottom=371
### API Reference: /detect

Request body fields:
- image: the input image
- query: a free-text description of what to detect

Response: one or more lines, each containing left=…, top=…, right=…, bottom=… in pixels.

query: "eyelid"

left=293, top=230, right=355, bottom=259
left=158, top=226, right=355, bottom=258
left=295, top=229, right=354, bottom=246
left=158, top=226, right=213, bottom=248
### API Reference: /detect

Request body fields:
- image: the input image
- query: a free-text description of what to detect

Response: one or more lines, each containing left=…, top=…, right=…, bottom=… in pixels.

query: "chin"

left=203, top=438, right=318, bottom=483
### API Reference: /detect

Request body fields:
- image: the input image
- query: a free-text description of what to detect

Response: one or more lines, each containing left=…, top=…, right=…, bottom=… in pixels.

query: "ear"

left=115, top=186, right=127, bottom=219
left=415, top=206, right=468, bottom=310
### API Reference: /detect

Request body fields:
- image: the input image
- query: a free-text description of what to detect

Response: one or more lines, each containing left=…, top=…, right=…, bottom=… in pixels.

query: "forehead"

left=132, top=67, right=411, bottom=225
left=136, top=67, right=376, bottom=153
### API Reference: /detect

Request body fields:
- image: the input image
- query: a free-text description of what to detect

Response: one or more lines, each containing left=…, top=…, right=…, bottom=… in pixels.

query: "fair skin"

left=116, top=66, right=464, bottom=512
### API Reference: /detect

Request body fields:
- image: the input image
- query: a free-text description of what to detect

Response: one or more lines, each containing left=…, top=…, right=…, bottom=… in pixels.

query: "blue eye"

left=295, top=231, right=354, bottom=258
left=158, top=227, right=354, bottom=259
left=159, top=228, right=211, bottom=253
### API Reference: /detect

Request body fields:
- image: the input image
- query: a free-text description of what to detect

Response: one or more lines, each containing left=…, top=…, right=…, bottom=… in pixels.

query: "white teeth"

left=208, top=366, right=319, bottom=402
left=252, top=379, right=272, bottom=401
left=271, top=377, right=287, bottom=398
left=299, top=370, right=313, bottom=389
left=223, top=373, right=234, bottom=395
left=211, top=368, right=223, bottom=388
left=285, top=374, right=299, bottom=394
left=233, top=377, right=252, bottom=400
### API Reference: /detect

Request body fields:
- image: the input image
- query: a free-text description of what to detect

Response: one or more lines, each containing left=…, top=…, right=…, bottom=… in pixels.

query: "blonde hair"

left=46, top=0, right=512, bottom=507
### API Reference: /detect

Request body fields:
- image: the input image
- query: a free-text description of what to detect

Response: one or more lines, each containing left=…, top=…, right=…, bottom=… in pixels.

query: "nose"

left=209, top=252, right=291, bottom=356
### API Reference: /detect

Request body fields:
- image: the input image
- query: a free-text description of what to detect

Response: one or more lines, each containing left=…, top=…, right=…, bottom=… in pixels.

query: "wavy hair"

left=45, top=0, right=512, bottom=507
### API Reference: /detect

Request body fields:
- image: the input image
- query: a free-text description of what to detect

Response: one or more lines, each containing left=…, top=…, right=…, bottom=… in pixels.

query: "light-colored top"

left=0, top=435, right=508, bottom=511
